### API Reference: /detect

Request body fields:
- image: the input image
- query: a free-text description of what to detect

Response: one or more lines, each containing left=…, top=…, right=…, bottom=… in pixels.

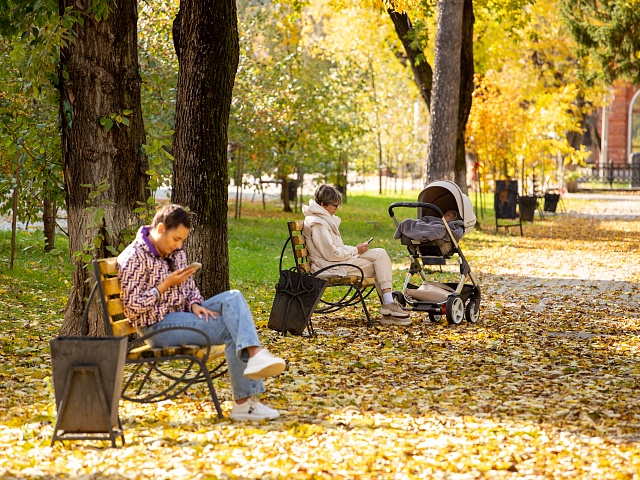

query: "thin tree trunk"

left=454, top=0, right=474, bottom=194
left=426, top=0, right=464, bottom=184
left=10, top=168, right=18, bottom=269
left=43, top=196, right=56, bottom=252
left=282, top=175, right=292, bottom=212
left=172, top=0, right=239, bottom=298
left=59, top=0, right=147, bottom=336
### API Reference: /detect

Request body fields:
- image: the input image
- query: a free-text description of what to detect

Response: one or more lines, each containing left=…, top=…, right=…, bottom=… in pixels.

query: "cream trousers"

left=343, top=247, right=393, bottom=296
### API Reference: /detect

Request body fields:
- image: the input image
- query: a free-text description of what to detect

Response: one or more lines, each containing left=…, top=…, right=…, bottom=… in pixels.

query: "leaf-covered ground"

left=1, top=194, right=640, bottom=479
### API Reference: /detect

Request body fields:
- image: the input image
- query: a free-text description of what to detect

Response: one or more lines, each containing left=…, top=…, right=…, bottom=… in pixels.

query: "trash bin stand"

left=51, top=366, right=124, bottom=447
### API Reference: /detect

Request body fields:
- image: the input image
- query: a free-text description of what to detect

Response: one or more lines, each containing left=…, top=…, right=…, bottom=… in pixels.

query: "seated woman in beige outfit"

left=302, top=184, right=410, bottom=326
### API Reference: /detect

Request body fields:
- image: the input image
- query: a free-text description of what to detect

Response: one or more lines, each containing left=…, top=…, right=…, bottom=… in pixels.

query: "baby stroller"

left=389, top=180, right=481, bottom=325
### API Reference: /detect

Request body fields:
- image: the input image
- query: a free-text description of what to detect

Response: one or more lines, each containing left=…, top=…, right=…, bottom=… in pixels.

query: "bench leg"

left=354, top=286, right=373, bottom=327
left=199, top=359, right=224, bottom=418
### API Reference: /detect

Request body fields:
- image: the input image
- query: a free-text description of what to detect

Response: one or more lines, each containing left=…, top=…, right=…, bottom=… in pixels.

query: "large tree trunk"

left=59, top=0, right=147, bottom=336
left=388, top=2, right=472, bottom=192
left=425, top=0, right=464, bottom=184
left=172, top=0, right=239, bottom=298
left=454, top=0, right=474, bottom=194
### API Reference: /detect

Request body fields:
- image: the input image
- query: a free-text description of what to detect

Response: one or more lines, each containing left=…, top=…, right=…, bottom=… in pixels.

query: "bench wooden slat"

left=292, top=235, right=305, bottom=246
left=126, top=344, right=226, bottom=362
left=327, top=276, right=376, bottom=287
left=103, top=277, right=121, bottom=296
left=294, top=248, right=308, bottom=259
left=288, top=220, right=304, bottom=232
left=181, top=344, right=200, bottom=356
left=98, top=257, right=118, bottom=275
left=112, top=319, right=137, bottom=337
left=107, top=298, right=124, bottom=317
left=196, top=344, right=226, bottom=361
left=297, top=262, right=311, bottom=273
left=127, top=344, right=151, bottom=360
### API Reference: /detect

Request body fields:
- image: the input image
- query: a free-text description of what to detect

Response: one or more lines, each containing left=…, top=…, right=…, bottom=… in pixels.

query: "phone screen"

left=366, top=237, right=374, bottom=244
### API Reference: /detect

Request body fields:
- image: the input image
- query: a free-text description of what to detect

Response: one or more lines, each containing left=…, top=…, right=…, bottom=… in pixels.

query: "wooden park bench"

left=277, top=221, right=376, bottom=332
left=88, top=258, right=227, bottom=418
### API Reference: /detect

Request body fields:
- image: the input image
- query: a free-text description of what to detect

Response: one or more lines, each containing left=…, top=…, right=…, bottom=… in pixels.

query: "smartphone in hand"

left=366, top=237, right=374, bottom=244
left=184, top=262, right=202, bottom=272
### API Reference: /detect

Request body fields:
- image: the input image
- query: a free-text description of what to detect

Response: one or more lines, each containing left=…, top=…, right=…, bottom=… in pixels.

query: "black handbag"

left=268, top=267, right=327, bottom=336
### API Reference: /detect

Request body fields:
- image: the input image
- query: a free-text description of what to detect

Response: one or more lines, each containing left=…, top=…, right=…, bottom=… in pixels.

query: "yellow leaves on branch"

left=330, top=0, right=419, bottom=14
left=466, top=67, right=591, bottom=189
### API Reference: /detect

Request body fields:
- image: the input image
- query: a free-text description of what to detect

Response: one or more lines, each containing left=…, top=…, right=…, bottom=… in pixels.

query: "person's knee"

left=226, top=289, right=246, bottom=303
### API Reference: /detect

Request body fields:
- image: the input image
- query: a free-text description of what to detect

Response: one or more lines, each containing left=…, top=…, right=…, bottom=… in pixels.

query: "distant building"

left=596, top=82, right=640, bottom=167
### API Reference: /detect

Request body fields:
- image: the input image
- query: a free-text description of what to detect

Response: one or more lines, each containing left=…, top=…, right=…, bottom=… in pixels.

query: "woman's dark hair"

left=314, top=184, right=342, bottom=207
left=151, top=204, right=191, bottom=230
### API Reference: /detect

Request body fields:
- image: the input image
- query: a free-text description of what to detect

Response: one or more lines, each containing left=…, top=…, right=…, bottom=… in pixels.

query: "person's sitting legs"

left=350, top=248, right=411, bottom=326
left=141, top=289, right=285, bottom=420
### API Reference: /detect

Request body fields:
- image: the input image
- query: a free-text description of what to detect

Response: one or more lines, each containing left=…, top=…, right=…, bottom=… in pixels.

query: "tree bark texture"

left=59, top=0, right=147, bottom=336
left=454, top=0, right=474, bottom=194
left=172, top=0, right=239, bottom=298
left=387, top=9, right=433, bottom=108
left=426, top=0, right=464, bottom=185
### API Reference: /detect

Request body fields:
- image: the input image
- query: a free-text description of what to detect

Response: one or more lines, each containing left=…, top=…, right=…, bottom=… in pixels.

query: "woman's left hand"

left=356, top=242, right=369, bottom=254
left=192, top=303, right=219, bottom=321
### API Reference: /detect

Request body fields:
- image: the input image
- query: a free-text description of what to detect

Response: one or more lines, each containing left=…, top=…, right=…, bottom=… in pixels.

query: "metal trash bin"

left=544, top=192, right=560, bottom=213
left=631, top=152, right=640, bottom=188
left=50, top=336, right=127, bottom=447
left=518, top=196, right=538, bottom=222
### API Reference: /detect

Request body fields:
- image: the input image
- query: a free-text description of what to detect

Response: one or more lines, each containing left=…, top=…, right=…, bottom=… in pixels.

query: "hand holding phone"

left=366, top=237, right=374, bottom=244
left=184, top=262, right=202, bottom=272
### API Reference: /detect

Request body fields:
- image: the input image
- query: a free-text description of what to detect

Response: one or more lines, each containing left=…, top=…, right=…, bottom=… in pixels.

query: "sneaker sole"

left=380, top=317, right=412, bottom=326
left=379, top=311, right=410, bottom=319
left=244, top=361, right=286, bottom=380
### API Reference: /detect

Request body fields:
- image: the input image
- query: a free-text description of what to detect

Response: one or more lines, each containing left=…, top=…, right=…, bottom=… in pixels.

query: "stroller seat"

left=398, top=234, right=454, bottom=262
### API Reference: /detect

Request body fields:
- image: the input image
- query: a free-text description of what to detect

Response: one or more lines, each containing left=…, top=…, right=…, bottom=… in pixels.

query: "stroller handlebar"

left=388, top=202, right=444, bottom=218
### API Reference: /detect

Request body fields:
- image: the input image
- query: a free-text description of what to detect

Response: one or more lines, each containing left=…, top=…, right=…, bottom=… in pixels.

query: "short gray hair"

left=314, top=185, right=342, bottom=207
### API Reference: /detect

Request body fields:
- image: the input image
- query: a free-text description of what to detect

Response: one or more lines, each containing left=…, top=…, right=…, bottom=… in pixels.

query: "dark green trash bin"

left=518, top=196, right=538, bottom=222
left=543, top=193, right=560, bottom=213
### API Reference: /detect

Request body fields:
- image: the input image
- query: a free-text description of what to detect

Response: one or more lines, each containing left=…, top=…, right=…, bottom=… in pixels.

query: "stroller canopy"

left=417, top=180, right=476, bottom=235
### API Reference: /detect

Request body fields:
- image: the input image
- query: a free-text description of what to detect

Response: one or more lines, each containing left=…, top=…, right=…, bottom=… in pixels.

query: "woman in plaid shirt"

left=117, top=204, right=285, bottom=420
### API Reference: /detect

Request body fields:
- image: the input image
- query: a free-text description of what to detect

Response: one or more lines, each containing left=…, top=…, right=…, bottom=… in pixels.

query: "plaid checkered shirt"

left=117, top=226, right=204, bottom=327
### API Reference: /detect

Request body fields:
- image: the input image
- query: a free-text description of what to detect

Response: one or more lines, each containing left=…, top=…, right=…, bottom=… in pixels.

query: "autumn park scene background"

left=2, top=0, right=640, bottom=478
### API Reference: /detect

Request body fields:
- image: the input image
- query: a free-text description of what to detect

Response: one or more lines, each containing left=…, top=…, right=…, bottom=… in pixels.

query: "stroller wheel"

left=465, top=299, right=480, bottom=324
left=428, top=312, right=442, bottom=323
left=445, top=294, right=465, bottom=325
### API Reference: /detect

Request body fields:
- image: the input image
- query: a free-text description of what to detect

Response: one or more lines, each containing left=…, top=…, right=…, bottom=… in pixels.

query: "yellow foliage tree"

left=467, top=0, right=605, bottom=195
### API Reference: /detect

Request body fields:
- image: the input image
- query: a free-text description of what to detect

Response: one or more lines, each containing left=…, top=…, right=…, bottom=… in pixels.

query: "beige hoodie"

left=302, top=199, right=359, bottom=277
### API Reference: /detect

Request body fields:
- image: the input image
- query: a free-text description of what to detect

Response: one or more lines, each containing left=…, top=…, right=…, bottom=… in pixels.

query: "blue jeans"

left=140, top=289, right=265, bottom=400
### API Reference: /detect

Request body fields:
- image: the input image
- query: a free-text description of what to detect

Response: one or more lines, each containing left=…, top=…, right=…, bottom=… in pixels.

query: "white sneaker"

left=379, top=300, right=410, bottom=318
left=243, top=349, right=286, bottom=380
left=380, top=315, right=412, bottom=326
left=230, top=397, right=280, bottom=420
